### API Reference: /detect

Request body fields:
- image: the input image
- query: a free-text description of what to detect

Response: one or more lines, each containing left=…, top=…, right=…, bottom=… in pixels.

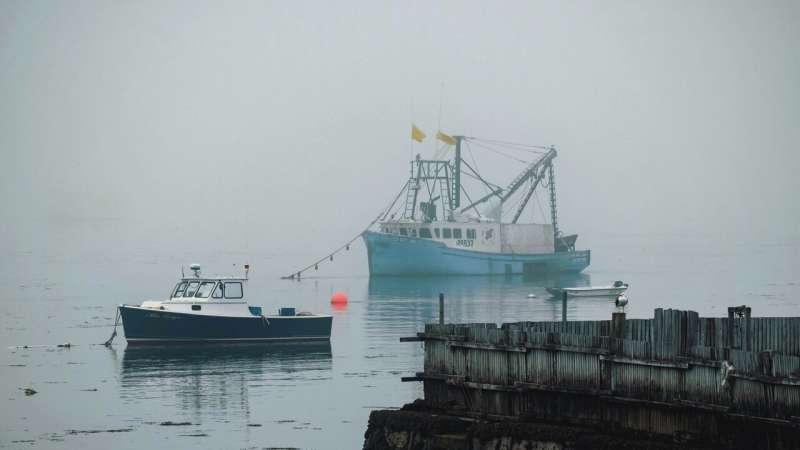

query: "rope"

left=281, top=182, right=408, bottom=280
left=466, top=137, right=550, bottom=151
left=463, top=139, right=532, bottom=165
left=102, top=307, right=121, bottom=347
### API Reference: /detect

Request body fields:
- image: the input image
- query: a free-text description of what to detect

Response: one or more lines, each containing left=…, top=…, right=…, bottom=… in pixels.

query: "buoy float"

left=330, top=291, right=348, bottom=305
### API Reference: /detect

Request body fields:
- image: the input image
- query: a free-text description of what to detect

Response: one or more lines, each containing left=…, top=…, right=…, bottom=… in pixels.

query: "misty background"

left=1, top=1, right=798, bottom=280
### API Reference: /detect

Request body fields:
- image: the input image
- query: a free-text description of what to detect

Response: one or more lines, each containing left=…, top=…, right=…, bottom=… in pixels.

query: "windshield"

left=184, top=281, right=200, bottom=297
left=172, top=281, right=188, bottom=298
left=195, top=281, right=216, bottom=298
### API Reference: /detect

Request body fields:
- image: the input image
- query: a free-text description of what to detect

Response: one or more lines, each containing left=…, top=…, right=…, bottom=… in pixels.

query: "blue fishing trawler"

left=362, top=134, right=590, bottom=276
left=119, top=265, right=332, bottom=344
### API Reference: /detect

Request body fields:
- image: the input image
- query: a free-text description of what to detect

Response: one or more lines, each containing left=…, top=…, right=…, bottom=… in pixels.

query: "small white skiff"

left=547, top=281, right=628, bottom=298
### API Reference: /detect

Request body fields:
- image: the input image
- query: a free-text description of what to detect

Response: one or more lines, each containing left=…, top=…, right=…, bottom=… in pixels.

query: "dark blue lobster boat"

left=119, top=265, right=332, bottom=345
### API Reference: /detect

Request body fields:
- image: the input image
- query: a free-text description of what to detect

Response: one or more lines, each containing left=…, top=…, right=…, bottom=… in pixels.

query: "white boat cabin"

left=138, top=277, right=258, bottom=317
left=378, top=220, right=554, bottom=254
left=170, top=278, right=247, bottom=302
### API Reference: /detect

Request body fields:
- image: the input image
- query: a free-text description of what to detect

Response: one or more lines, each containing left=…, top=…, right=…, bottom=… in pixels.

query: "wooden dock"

left=400, top=306, right=800, bottom=447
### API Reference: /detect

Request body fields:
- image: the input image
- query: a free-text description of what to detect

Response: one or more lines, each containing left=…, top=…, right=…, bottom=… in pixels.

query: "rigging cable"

left=464, top=139, right=532, bottom=165
left=463, top=141, right=492, bottom=198
left=281, top=182, right=409, bottom=280
left=467, top=137, right=550, bottom=152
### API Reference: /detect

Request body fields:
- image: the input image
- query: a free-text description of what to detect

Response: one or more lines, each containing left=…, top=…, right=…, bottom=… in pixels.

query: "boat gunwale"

left=119, top=304, right=333, bottom=319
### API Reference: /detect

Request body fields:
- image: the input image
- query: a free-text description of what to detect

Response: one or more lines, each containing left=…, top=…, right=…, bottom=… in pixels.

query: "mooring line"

left=8, top=310, right=123, bottom=350
left=102, top=307, right=121, bottom=347
left=281, top=183, right=407, bottom=280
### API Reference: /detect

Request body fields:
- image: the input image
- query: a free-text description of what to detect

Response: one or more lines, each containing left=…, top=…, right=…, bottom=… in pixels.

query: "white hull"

left=564, top=286, right=628, bottom=297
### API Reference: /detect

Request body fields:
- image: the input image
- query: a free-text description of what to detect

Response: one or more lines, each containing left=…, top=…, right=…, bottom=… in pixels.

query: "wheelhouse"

left=170, top=278, right=246, bottom=301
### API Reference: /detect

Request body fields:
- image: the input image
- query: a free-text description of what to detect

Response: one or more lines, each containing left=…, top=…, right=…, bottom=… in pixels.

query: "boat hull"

left=362, top=230, right=590, bottom=276
left=119, top=306, right=332, bottom=345
left=565, top=287, right=627, bottom=297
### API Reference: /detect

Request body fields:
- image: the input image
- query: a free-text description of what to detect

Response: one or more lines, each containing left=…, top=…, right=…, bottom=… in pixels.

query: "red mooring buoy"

left=330, top=291, right=348, bottom=305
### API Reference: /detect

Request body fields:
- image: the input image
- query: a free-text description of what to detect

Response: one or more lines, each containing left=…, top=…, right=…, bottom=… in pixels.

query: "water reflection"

left=120, top=343, right=332, bottom=422
left=364, top=273, right=623, bottom=326
left=367, top=273, right=591, bottom=300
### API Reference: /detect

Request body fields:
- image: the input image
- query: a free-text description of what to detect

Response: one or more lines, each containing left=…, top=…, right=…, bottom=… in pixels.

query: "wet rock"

left=247, top=423, right=262, bottom=427
left=23, top=388, right=37, bottom=396
left=386, top=431, right=409, bottom=448
left=160, top=421, right=193, bottom=426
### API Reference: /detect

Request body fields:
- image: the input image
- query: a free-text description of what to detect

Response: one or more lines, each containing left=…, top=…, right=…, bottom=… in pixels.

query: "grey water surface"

left=2, top=233, right=798, bottom=449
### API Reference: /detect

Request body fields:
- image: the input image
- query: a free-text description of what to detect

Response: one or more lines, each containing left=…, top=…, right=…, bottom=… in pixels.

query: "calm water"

left=2, top=233, right=798, bottom=449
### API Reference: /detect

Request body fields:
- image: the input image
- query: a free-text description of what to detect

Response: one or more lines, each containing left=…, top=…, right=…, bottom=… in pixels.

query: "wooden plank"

left=401, top=376, right=423, bottom=382
left=513, top=381, right=611, bottom=396
left=524, top=343, right=609, bottom=355
left=449, top=342, right=528, bottom=353
left=600, top=355, right=689, bottom=369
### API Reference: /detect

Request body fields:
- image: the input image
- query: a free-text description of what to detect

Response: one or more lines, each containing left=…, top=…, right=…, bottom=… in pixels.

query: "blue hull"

left=119, top=306, right=332, bottom=345
left=362, top=230, right=590, bottom=276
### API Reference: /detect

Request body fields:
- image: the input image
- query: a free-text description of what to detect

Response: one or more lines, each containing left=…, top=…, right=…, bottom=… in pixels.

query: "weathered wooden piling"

left=401, top=306, right=800, bottom=448
left=439, top=293, right=444, bottom=325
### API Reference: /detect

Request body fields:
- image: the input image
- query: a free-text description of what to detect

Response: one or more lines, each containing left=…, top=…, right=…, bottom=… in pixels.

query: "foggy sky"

left=1, top=1, right=798, bottom=271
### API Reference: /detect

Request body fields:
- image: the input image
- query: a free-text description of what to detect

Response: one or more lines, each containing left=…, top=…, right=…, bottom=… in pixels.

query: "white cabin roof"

left=180, top=277, right=248, bottom=282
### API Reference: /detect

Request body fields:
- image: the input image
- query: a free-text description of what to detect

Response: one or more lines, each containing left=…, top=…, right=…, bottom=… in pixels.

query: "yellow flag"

left=411, top=124, right=426, bottom=142
left=436, top=130, right=457, bottom=145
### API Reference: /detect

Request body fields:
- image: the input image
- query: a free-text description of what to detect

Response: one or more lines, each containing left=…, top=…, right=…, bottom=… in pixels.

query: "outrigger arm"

left=500, top=147, right=557, bottom=204
left=511, top=172, right=545, bottom=224
left=457, top=147, right=557, bottom=217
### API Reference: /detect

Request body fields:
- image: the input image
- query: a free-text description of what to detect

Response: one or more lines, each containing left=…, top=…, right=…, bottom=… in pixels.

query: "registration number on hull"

left=455, top=239, right=474, bottom=248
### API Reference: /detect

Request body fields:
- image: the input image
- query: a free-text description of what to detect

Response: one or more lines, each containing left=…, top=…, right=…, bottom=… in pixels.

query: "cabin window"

left=184, top=281, right=200, bottom=297
left=191, top=305, right=201, bottom=311
left=410, top=228, right=417, bottom=237
left=453, top=228, right=463, bottom=239
left=195, top=281, right=216, bottom=298
left=211, top=283, right=224, bottom=299
left=434, top=228, right=440, bottom=238
left=172, top=281, right=188, bottom=298
left=419, top=228, right=432, bottom=238
left=399, top=228, right=408, bottom=236
left=442, top=228, right=452, bottom=239
left=224, top=282, right=243, bottom=299
left=466, top=229, right=476, bottom=239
